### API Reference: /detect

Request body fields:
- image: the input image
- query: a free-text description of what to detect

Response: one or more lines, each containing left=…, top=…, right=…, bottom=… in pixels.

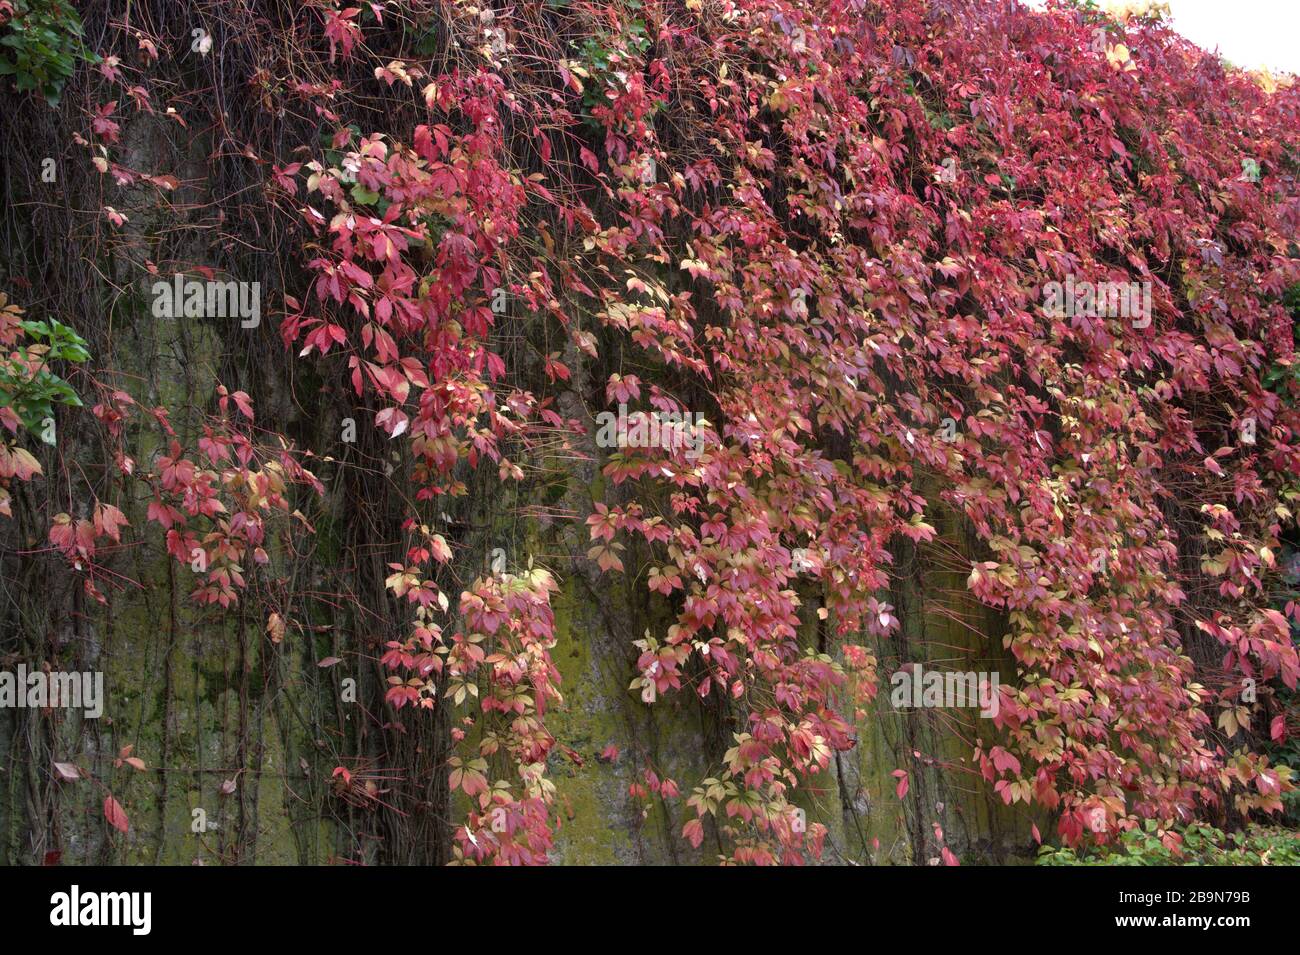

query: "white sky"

left=1020, top=0, right=1300, bottom=74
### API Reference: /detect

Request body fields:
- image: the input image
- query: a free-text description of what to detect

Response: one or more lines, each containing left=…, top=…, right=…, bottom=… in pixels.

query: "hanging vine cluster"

left=2, top=0, right=1298, bottom=864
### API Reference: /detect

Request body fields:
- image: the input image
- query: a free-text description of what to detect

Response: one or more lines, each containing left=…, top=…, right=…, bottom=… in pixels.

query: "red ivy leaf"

left=892, top=769, right=909, bottom=800
left=103, top=795, right=129, bottom=833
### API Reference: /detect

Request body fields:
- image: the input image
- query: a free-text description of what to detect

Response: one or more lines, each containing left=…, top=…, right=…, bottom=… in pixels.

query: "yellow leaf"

left=1106, top=44, right=1134, bottom=71
left=266, top=612, right=286, bottom=645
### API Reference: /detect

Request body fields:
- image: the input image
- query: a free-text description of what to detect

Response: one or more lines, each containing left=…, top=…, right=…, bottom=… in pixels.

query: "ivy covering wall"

left=0, top=0, right=1297, bottom=866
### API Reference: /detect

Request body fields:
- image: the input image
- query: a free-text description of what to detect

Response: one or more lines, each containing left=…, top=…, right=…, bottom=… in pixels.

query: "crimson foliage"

left=4, top=0, right=1299, bottom=863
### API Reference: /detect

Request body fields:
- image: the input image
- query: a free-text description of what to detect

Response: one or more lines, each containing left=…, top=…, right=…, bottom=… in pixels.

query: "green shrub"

left=1037, top=821, right=1300, bottom=866
left=1, top=313, right=90, bottom=435
left=0, top=0, right=95, bottom=106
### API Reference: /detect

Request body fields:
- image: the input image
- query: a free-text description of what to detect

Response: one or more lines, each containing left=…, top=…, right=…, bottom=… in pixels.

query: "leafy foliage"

left=0, top=0, right=94, bottom=106
left=1038, top=821, right=1300, bottom=865
left=6, top=0, right=1300, bottom=864
left=0, top=292, right=87, bottom=517
left=0, top=311, right=89, bottom=431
